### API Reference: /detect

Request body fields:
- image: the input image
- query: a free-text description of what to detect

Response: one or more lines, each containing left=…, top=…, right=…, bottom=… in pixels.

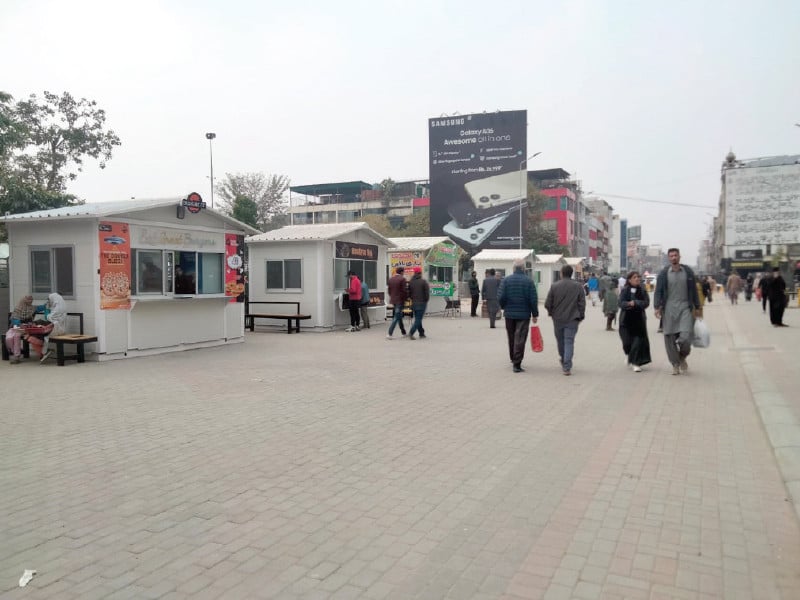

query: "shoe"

left=512, top=365, right=523, bottom=373
left=385, top=335, right=393, bottom=340
left=489, top=325, right=496, bottom=329
left=408, top=334, right=416, bottom=340
left=355, top=326, right=360, bottom=331
left=10, top=356, right=21, bottom=364
left=40, top=350, right=52, bottom=363
left=672, top=365, right=680, bottom=376
left=401, top=333, right=408, bottom=337
left=632, top=365, right=642, bottom=373
left=563, top=370, right=571, bottom=376
left=419, top=334, right=426, bottom=339
left=779, top=323, right=789, bottom=327
left=679, top=358, right=688, bottom=373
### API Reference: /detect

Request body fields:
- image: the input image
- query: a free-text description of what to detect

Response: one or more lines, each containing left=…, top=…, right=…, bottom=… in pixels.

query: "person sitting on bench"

left=5, top=294, right=35, bottom=364
left=25, top=292, right=67, bottom=363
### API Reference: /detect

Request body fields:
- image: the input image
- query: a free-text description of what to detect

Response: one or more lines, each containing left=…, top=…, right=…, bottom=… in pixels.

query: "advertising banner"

left=389, top=251, right=424, bottom=274
left=426, top=242, right=459, bottom=266
left=429, top=110, right=527, bottom=250
left=430, top=281, right=455, bottom=297
left=98, top=221, right=131, bottom=310
left=225, top=234, right=246, bottom=302
left=335, top=241, right=378, bottom=260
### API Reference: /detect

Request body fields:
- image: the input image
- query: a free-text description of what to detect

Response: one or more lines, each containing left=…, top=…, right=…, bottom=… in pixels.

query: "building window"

left=546, top=197, right=558, bottom=211
left=560, top=197, right=568, bottom=210
left=334, top=259, right=377, bottom=290
left=543, top=219, right=558, bottom=231
left=134, top=249, right=164, bottom=294
left=30, top=246, right=74, bottom=297
left=131, top=249, right=224, bottom=296
left=266, top=259, right=302, bottom=291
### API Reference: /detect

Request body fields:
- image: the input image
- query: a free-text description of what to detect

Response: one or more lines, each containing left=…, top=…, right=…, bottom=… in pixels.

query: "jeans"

left=553, top=320, right=579, bottom=372
left=387, top=305, right=406, bottom=336
left=409, top=303, right=426, bottom=337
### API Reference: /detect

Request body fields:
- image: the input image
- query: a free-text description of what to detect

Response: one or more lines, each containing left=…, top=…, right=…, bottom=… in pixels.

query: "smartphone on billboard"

left=443, top=212, right=510, bottom=248
left=464, top=170, right=526, bottom=210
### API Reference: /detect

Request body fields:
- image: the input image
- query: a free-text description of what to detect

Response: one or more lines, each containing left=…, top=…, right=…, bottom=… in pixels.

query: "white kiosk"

left=1, top=197, right=258, bottom=361
left=386, top=237, right=461, bottom=314
left=246, top=223, right=394, bottom=330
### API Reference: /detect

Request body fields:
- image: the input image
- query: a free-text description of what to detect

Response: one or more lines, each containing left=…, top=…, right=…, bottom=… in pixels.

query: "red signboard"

left=98, top=221, right=132, bottom=310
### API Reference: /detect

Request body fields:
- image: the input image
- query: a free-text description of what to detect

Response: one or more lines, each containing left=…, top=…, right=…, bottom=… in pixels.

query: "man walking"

left=408, top=267, right=430, bottom=339
left=386, top=266, right=408, bottom=339
left=758, top=271, right=771, bottom=313
left=481, top=268, right=501, bottom=328
left=498, top=259, right=539, bottom=373
left=544, top=264, right=586, bottom=376
left=654, top=248, right=701, bottom=375
left=587, top=273, right=599, bottom=307
left=468, top=271, right=480, bottom=317
left=726, top=271, right=742, bottom=305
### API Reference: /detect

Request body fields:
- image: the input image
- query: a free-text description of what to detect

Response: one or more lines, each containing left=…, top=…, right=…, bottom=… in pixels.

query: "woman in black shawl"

left=619, top=271, right=651, bottom=372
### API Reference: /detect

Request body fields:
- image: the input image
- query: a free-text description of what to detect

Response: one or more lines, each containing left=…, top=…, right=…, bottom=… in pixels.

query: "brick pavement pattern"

left=1, top=299, right=799, bottom=599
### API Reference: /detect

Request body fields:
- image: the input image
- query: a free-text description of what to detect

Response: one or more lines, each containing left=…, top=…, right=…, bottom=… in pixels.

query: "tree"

left=10, top=91, right=121, bottom=192
left=358, top=214, right=396, bottom=237
left=399, top=208, right=430, bottom=237
left=523, top=183, right=570, bottom=255
left=215, top=172, right=289, bottom=229
left=231, top=195, right=259, bottom=230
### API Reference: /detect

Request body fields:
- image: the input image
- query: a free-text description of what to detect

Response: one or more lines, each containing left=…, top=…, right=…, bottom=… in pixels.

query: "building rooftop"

left=472, top=249, right=534, bottom=261
left=246, top=222, right=394, bottom=246
left=535, top=254, right=565, bottom=263
left=386, top=237, right=453, bottom=251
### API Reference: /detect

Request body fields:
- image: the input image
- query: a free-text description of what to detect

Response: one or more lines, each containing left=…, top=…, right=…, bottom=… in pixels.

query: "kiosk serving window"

left=334, top=259, right=377, bottom=290
left=30, top=246, right=74, bottom=297
left=428, top=265, right=454, bottom=283
left=131, top=249, right=224, bottom=296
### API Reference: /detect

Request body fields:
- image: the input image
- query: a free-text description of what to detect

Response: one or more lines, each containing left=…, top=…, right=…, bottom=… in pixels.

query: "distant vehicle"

left=103, top=236, right=126, bottom=245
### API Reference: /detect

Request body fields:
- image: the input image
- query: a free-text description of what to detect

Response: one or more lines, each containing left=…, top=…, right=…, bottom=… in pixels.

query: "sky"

left=2, top=0, right=799, bottom=265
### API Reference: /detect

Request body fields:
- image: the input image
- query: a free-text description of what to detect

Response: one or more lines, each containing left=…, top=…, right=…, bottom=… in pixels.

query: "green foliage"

left=230, top=195, right=259, bottom=230
left=9, top=91, right=121, bottom=192
left=359, top=214, right=395, bottom=236
left=399, top=207, right=430, bottom=237
left=216, top=172, right=289, bottom=230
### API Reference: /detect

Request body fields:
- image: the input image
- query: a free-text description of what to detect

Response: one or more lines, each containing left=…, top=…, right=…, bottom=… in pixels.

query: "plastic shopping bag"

left=692, top=318, right=710, bottom=348
left=530, top=325, right=544, bottom=352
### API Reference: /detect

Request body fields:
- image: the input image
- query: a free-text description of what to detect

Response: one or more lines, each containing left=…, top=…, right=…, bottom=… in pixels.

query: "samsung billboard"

left=428, top=110, right=527, bottom=250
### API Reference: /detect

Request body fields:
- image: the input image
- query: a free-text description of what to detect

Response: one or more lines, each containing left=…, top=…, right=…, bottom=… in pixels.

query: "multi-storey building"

left=288, top=179, right=430, bottom=228
left=528, top=168, right=585, bottom=256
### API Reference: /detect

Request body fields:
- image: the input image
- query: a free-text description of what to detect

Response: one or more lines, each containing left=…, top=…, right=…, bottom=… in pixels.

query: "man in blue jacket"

left=498, top=259, right=539, bottom=373
left=654, top=248, right=701, bottom=375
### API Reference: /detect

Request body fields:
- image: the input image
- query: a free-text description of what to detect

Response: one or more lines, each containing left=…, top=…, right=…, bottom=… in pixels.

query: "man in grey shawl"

left=653, top=248, right=701, bottom=375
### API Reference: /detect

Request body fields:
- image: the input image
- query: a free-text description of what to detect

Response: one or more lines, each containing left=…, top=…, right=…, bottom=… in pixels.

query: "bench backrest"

left=8, top=311, right=84, bottom=334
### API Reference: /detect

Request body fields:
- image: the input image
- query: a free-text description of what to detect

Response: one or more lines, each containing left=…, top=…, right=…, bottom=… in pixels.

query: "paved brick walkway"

left=1, top=298, right=798, bottom=599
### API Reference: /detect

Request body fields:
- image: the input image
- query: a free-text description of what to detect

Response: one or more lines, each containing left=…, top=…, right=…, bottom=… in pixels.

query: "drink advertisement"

left=429, top=110, right=527, bottom=250
left=98, top=221, right=131, bottom=310
left=225, top=234, right=246, bottom=302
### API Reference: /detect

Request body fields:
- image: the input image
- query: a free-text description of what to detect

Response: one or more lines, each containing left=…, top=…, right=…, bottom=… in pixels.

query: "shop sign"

left=225, top=233, right=246, bottom=302
left=389, top=251, right=423, bottom=273
left=181, top=192, right=206, bottom=214
left=426, top=242, right=459, bottom=266
left=430, top=281, right=455, bottom=296
left=131, top=225, right=223, bottom=251
left=341, top=291, right=385, bottom=310
left=98, top=221, right=132, bottom=310
left=730, top=260, right=767, bottom=270
left=335, top=241, right=377, bottom=260
left=734, top=249, right=763, bottom=259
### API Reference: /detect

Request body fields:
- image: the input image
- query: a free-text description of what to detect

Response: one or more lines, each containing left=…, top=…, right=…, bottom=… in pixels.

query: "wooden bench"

left=245, top=301, right=311, bottom=334
left=3, top=312, right=85, bottom=361
left=48, top=334, right=98, bottom=366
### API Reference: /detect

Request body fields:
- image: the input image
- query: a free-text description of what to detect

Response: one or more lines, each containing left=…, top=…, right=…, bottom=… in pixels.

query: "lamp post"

left=518, top=152, right=542, bottom=249
left=205, top=132, right=217, bottom=209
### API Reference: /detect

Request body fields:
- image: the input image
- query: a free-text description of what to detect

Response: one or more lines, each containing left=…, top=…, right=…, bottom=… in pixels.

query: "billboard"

left=429, top=110, right=527, bottom=250
left=724, top=163, right=800, bottom=245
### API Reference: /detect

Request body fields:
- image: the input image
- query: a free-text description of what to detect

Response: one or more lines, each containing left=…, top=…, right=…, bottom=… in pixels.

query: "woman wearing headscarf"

left=5, top=295, right=35, bottom=364
left=618, top=271, right=651, bottom=373
left=25, top=293, right=67, bottom=362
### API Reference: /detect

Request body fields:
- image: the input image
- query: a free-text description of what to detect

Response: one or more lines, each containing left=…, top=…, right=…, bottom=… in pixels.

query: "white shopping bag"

left=692, top=318, right=710, bottom=348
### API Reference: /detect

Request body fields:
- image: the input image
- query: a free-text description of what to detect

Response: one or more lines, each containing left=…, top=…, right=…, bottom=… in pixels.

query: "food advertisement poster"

left=389, top=251, right=423, bottom=274
left=225, top=234, right=246, bottom=302
left=99, top=221, right=131, bottom=310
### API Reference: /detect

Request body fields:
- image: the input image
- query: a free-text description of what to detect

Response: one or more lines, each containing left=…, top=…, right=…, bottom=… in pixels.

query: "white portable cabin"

left=1, top=198, right=259, bottom=360
left=245, top=223, right=394, bottom=330
left=534, top=254, right=568, bottom=300
left=386, top=236, right=461, bottom=314
left=471, top=249, right=537, bottom=296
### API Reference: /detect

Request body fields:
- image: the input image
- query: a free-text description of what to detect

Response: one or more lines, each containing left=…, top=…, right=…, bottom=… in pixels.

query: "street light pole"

left=518, top=152, right=542, bottom=249
left=205, top=132, right=217, bottom=209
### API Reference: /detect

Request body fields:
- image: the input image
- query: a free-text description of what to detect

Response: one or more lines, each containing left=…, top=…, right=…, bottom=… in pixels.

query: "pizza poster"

left=225, top=234, right=246, bottom=302
left=98, top=221, right=132, bottom=310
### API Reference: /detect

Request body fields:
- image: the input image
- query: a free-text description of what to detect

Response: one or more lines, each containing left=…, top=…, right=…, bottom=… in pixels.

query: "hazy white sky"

left=3, top=0, right=799, bottom=263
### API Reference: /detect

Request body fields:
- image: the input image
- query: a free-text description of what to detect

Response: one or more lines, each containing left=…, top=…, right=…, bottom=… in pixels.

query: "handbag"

left=530, top=324, right=544, bottom=352
left=692, top=318, right=710, bottom=348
